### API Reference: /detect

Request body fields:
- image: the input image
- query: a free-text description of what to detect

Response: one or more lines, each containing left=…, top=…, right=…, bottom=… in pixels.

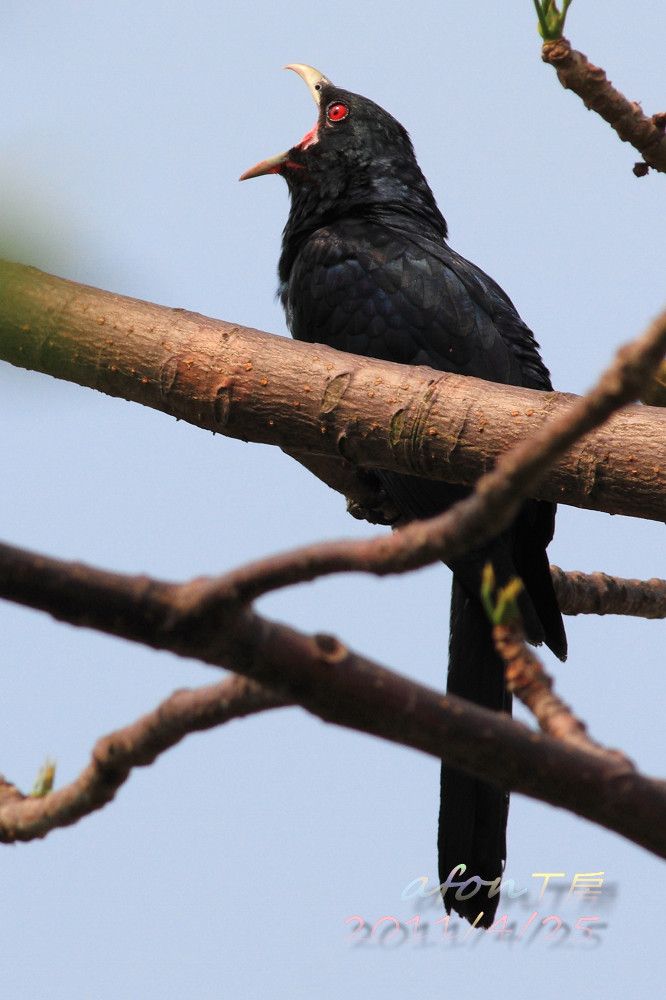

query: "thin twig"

left=0, top=676, right=285, bottom=842
left=541, top=36, right=666, bottom=175
left=493, top=620, right=633, bottom=770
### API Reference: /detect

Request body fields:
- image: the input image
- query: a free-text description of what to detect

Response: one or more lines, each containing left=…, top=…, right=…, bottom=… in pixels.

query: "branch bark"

left=0, top=676, right=285, bottom=841
left=1, top=261, right=665, bottom=522
left=2, top=560, right=660, bottom=842
left=550, top=566, right=666, bottom=619
left=541, top=36, right=666, bottom=175
left=494, top=620, right=632, bottom=765
left=1, top=265, right=665, bottom=852
left=0, top=539, right=664, bottom=856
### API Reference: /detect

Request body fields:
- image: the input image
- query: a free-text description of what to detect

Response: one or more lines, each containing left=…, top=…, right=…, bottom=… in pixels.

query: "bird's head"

left=240, top=64, right=446, bottom=241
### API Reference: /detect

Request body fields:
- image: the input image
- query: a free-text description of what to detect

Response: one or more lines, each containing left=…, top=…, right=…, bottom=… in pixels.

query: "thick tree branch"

left=1, top=261, right=665, bottom=522
left=1, top=296, right=665, bottom=842
left=0, top=676, right=285, bottom=841
left=541, top=36, right=666, bottom=175
left=0, top=265, right=665, bottom=848
left=0, top=540, right=664, bottom=857
left=182, top=305, right=666, bottom=605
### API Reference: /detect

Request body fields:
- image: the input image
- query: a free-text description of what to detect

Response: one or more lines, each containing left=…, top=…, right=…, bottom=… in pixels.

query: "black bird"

left=241, top=64, right=567, bottom=927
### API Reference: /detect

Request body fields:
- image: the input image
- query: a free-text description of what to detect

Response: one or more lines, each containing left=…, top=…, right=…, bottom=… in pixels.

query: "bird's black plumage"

left=243, top=67, right=566, bottom=928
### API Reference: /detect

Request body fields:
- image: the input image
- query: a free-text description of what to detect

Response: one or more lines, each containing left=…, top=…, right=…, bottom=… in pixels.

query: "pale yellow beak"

left=239, top=150, right=291, bottom=181
left=239, top=64, right=332, bottom=181
left=284, top=63, right=331, bottom=105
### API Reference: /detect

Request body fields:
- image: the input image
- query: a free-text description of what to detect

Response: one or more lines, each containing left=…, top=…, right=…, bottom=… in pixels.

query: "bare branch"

left=1, top=561, right=660, bottom=842
left=196, top=305, right=666, bottom=605
left=551, top=566, right=666, bottom=619
left=541, top=36, right=666, bottom=175
left=0, top=676, right=285, bottom=842
left=493, top=620, right=633, bottom=768
left=0, top=270, right=664, bottom=850
left=0, top=540, right=664, bottom=858
left=1, top=261, right=665, bottom=522
left=0, top=243, right=665, bottom=849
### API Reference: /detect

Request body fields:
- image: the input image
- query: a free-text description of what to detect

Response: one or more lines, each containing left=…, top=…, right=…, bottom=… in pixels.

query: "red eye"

left=326, top=102, right=349, bottom=123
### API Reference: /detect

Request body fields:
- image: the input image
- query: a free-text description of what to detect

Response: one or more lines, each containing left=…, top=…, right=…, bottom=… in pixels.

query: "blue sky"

left=1, top=2, right=664, bottom=997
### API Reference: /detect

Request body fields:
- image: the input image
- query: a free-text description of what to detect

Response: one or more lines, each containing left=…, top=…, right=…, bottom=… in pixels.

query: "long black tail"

left=371, top=473, right=566, bottom=927
left=438, top=576, right=511, bottom=928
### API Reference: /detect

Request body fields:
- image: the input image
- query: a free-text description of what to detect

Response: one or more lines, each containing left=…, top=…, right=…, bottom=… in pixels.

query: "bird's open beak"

left=239, top=149, right=292, bottom=181
left=239, top=64, right=331, bottom=181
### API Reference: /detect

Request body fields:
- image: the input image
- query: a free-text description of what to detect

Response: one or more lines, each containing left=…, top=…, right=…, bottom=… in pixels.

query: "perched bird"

left=241, top=64, right=567, bottom=927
